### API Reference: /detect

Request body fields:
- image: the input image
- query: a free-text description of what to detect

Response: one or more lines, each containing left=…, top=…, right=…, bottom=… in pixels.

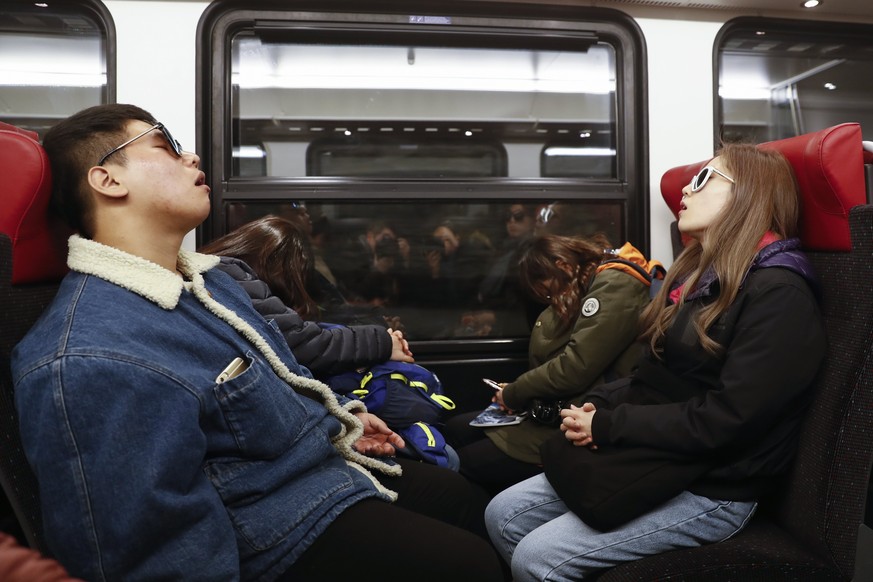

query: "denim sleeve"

left=16, top=357, right=240, bottom=582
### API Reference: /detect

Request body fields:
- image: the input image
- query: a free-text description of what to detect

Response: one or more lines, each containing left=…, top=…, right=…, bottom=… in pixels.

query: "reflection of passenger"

left=475, top=204, right=540, bottom=335
left=534, top=201, right=562, bottom=235
left=372, top=235, right=400, bottom=275
left=453, top=310, right=498, bottom=337
left=478, top=203, right=535, bottom=305
left=535, top=201, right=599, bottom=237
left=424, top=220, right=492, bottom=308
left=276, top=199, right=314, bottom=234
left=200, top=215, right=413, bottom=376
left=350, top=270, right=397, bottom=308
left=332, top=220, right=409, bottom=305
left=306, top=211, right=340, bottom=286
left=279, top=200, right=346, bottom=295
left=444, top=234, right=657, bottom=495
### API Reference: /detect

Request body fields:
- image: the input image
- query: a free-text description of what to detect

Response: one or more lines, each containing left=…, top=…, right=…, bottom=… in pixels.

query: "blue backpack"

left=325, top=361, right=456, bottom=429
left=323, top=361, right=458, bottom=469
left=396, top=422, right=460, bottom=471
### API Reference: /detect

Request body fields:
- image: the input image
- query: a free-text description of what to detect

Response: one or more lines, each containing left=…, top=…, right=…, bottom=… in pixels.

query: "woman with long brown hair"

left=199, top=215, right=413, bottom=377
left=485, top=144, right=826, bottom=581
left=444, top=233, right=658, bottom=495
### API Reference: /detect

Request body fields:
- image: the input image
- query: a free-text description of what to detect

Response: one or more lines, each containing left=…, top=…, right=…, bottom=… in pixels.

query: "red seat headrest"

left=659, top=123, right=867, bottom=252
left=0, top=122, right=70, bottom=284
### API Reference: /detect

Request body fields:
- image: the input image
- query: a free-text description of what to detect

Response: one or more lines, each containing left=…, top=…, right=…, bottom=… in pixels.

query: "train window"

left=199, top=2, right=647, bottom=351
left=223, top=198, right=624, bottom=341
left=541, top=142, right=616, bottom=178
left=0, top=0, right=113, bottom=138
left=233, top=145, right=268, bottom=177
left=717, top=18, right=873, bottom=143
left=229, top=34, right=616, bottom=179
left=306, top=136, right=507, bottom=178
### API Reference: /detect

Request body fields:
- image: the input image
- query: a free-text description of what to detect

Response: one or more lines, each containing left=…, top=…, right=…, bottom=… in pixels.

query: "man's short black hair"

left=42, top=104, right=157, bottom=238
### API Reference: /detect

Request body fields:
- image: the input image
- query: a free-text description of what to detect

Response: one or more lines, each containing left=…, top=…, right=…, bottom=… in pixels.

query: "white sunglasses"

left=689, top=165, right=735, bottom=193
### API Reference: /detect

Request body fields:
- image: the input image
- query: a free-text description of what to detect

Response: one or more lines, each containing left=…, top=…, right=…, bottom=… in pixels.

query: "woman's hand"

left=491, top=383, right=511, bottom=411
left=560, top=403, right=597, bottom=448
left=388, top=329, right=414, bottom=362
left=426, top=250, right=441, bottom=278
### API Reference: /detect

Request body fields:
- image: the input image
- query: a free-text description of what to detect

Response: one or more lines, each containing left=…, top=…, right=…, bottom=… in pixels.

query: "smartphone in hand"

left=482, top=378, right=502, bottom=391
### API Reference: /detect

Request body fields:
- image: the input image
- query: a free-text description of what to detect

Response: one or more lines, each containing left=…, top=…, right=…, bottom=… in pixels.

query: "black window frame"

left=197, top=0, right=648, bottom=247
left=196, top=0, right=648, bottom=383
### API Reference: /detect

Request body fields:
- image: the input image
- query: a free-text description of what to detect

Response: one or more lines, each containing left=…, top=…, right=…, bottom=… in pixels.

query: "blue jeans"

left=485, top=473, right=757, bottom=582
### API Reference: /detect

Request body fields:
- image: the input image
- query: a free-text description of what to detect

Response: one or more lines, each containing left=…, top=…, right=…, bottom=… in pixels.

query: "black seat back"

left=0, top=235, right=60, bottom=552
left=0, top=122, right=68, bottom=552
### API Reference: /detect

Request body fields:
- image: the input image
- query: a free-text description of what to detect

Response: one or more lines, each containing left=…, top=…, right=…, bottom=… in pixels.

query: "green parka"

left=485, top=263, right=652, bottom=463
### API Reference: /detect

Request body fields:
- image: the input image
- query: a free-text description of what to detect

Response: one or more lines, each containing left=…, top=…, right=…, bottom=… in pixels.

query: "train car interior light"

left=231, top=42, right=615, bottom=94
left=0, top=37, right=105, bottom=88
left=543, top=147, right=616, bottom=157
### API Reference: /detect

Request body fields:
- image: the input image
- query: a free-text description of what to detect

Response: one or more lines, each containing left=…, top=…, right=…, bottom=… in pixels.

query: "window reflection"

left=230, top=36, right=617, bottom=179
left=0, top=2, right=108, bottom=137
left=202, top=5, right=646, bottom=360
left=226, top=200, right=623, bottom=340
left=718, top=22, right=873, bottom=142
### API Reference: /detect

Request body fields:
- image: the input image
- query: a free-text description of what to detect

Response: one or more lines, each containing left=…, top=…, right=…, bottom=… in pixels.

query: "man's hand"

left=560, top=403, right=597, bottom=448
left=353, top=412, right=404, bottom=456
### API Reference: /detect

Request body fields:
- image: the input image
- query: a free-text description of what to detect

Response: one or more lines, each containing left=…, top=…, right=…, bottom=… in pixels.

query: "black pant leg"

left=456, top=436, right=544, bottom=497
left=281, top=499, right=505, bottom=582
left=443, top=410, right=487, bottom=447
left=377, top=457, right=492, bottom=540
left=446, top=412, right=544, bottom=496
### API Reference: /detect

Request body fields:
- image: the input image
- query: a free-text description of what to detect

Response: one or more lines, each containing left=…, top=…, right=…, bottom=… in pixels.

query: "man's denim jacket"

left=12, top=235, right=399, bottom=582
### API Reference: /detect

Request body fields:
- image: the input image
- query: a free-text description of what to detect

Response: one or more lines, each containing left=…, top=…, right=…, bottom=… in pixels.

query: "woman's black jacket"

left=215, top=257, right=392, bottom=377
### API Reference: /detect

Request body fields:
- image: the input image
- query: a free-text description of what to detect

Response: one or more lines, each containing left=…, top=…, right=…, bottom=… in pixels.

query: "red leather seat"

left=659, top=123, right=867, bottom=252
left=0, top=121, right=69, bottom=284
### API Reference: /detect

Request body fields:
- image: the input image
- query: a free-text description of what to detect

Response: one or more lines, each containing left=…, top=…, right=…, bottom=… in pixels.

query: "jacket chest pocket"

left=213, top=352, right=306, bottom=459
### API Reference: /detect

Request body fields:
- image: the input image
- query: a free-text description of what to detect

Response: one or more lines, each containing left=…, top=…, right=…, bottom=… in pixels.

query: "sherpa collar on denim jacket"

left=67, top=234, right=220, bottom=309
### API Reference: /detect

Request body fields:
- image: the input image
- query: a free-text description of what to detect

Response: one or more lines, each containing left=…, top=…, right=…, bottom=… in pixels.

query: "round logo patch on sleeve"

left=581, top=297, right=600, bottom=317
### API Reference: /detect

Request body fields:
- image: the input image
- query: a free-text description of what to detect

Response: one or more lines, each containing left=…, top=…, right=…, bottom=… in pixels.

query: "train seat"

left=599, top=123, right=873, bottom=581
left=663, top=125, right=873, bottom=257
left=864, top=141, right=873, bottom=203
left=0, top=123, right=69, bottom=285
left=0, top=121, right=69, bottom=553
